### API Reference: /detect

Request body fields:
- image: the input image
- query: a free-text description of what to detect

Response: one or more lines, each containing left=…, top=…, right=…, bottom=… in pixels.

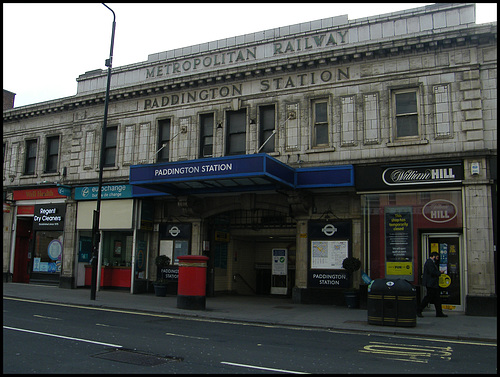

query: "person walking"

left=417, top=251, right=448, bottom=317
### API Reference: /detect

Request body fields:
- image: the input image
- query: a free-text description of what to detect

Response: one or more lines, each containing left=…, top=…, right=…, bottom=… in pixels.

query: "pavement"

left=3, top=282, right=497, bottom=343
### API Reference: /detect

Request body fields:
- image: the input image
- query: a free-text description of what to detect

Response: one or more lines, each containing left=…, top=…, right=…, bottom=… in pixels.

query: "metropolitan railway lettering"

left=144, top=31, right=348, bottom=80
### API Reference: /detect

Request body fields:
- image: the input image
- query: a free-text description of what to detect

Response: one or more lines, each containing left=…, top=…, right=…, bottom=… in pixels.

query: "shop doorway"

left=421, top=233, right=463, bottom=311
left=12, top=218, right=33, bottom=283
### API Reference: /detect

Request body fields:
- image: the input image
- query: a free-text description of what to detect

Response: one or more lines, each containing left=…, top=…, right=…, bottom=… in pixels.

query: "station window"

left=312, top=99, right=329, bottom=147
left=199, top=113, right=214, bottom=158
left=157, top=118, right=171, bottom=162
left=258, top=105, right=276, bottom=153
left=226, top=109, right=246, bottom=156
left=45, top=136, right=59, bottom=173
left=24, top=139, right=37, bottom=175
left=393, top=89, right=420, bottom=139
left=103, top=126, right=117, bottom=167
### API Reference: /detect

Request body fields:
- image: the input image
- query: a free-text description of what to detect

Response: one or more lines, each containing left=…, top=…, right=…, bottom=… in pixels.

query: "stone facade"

left=3, top=4, right=496, bottom=314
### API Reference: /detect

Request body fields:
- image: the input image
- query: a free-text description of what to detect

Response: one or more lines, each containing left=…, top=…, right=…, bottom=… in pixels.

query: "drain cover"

left=93, top=348, right=182, bottom=366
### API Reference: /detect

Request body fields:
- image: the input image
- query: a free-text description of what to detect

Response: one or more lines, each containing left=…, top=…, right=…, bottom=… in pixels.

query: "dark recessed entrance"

left=206, top=208, right=296, bottom=297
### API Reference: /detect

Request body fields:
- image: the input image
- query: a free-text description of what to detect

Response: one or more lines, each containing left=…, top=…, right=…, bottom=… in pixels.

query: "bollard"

left=177, top=255, right=209, bottom=310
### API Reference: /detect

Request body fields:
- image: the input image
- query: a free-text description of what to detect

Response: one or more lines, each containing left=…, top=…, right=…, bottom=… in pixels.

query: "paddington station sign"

left=143, top=67, right=351, bottom=110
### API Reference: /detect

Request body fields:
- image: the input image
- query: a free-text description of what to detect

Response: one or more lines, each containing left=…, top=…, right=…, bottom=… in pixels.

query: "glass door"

left=421, top=233, right=464, bottom=311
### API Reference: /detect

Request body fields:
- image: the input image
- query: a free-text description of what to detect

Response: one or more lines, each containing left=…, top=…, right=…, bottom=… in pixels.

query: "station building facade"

left=3, top=3, right=497, bottom=315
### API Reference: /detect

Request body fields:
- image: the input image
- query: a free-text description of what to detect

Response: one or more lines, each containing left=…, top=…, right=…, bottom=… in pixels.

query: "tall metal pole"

left=91, top=3, right=116, bottom=300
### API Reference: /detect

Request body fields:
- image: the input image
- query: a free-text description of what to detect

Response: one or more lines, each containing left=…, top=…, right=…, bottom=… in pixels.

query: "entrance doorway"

left=206, top=209, right=296, bottom=296
left=13, top=218, right=33, bottom=283
left=421, top=233, right=463, bottom=311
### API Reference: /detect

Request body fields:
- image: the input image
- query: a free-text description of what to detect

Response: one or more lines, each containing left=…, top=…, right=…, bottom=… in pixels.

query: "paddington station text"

left=144, top=68, right=350, bottom=110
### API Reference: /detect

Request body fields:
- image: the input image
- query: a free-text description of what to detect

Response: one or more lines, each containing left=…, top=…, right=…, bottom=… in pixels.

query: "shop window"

left=199, top=113, right=214, bottom=158
left=103, top=126, right=117, bottom=167
left=226, top=109, right=246, bottom=156
left=258, top=105, right=276, bottom=153
left=45, top=136, right=59, bottom=173
left=33, top=231, right=63, bottom=274
left=393, top=89, right=420, bottom=139
left=362, top=191, right=463, bottom=284
left=157, top=118, right=171, bottom=162
left=24, top=139, right=37, bottom=175
left=101, top=231, right=133, bottom=267
left=312, top=99, right=329, bottom=147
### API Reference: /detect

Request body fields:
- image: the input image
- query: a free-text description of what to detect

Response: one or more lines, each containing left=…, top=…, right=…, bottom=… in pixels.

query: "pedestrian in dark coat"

left=417, top=251, right=447, bottom=317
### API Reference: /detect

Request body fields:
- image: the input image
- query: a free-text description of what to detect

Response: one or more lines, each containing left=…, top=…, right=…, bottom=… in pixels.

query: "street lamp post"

left=91, top=3, right=116, bottom=300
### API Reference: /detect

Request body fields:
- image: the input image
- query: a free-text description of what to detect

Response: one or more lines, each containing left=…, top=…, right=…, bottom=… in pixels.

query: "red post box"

left=177, top=255, right=209, bottom=310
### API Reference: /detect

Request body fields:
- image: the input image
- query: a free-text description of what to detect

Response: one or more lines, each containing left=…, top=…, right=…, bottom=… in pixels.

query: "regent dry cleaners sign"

left=33, top=204, right=66, bottom=230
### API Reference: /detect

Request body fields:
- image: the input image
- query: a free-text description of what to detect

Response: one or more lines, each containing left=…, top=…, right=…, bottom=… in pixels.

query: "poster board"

left=311, top=240, right=348, bottom=269
left=384, top=206, right=414, bottom=279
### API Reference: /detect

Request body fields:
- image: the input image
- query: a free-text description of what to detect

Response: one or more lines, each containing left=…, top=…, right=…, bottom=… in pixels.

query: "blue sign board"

left=75, top=184, right=133, bottom=200
left=296, top=165, right=354, bottom=188
left=130, top=154, right=354, bottom=196
left=130, top=154, right=296, bottom=195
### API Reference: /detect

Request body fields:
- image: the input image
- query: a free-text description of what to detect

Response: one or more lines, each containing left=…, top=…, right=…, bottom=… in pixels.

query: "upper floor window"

left=393, top=89, right=419, bottom=138
left=199, top=113, right=214, bottom=158
left=157, top=118, right=171, bottom=162
left=24, top=139, right=37, bottom=175
left=103, top=126, right=117, bottom=167
left=312, top=99, right=329, bottom=147
left=45, top=136, right=59, bottom=173
left=258, top=105, right=276, bottom=153
left=226, top=109, right=246, bottom=156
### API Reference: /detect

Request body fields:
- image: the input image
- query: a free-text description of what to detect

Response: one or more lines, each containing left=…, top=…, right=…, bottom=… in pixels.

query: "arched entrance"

left=206, top=208, right=296, bottom=296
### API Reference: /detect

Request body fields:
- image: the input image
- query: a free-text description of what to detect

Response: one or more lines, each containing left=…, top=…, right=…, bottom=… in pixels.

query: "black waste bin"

left=367, top=279, right=416, bottom=327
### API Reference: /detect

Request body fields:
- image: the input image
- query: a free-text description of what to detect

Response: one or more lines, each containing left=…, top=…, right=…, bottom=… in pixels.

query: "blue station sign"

left=130, top=154, right=354, bottom=196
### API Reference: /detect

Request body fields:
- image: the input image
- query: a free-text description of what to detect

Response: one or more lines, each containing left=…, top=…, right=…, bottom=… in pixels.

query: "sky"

left=3, top=3, right=497, bottom=108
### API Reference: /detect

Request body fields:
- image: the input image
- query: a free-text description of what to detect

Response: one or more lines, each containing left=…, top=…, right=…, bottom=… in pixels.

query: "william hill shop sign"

left=355, top=161, right=463, bottom=191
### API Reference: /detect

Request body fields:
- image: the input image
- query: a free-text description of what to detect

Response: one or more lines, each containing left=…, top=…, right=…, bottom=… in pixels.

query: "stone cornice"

left=3, top=23, right=496, bottom=122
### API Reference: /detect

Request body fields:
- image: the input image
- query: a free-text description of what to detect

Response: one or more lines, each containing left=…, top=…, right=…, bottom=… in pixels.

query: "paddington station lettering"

left=144, top=68, right=350, bottom=110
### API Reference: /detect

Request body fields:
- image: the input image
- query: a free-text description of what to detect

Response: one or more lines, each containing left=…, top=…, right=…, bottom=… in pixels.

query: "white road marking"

left=165, top=332, right=209, bottom=340
left=221, top=361, right=310, bottom=374
left=3, top=326, right=122, bottom=348
left=33, top=315, right=62, bottom=320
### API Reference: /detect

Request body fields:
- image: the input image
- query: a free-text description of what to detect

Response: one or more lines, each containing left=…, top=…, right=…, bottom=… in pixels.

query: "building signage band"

left=75, top=184, right=133, bottom=200
left=355, top=162, right=463, bottom=191
left=13, top=188, right=66, bottom=201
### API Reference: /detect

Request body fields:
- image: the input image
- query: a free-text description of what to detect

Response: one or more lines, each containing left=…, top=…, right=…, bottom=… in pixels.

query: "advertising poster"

left=385, top=206, right=413, bottom=279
